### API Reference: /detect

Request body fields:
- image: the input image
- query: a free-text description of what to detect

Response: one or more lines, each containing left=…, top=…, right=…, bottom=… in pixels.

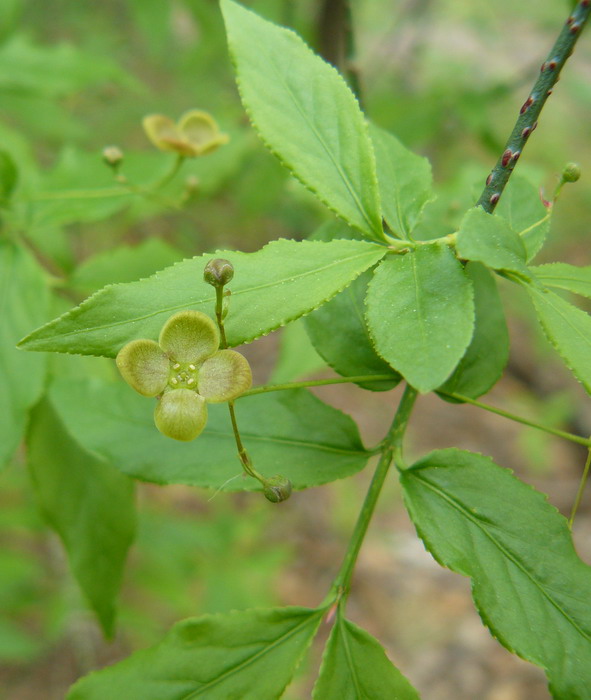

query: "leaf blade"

left=221, top=0, right=383, bottom=239
left=528, top=285, right=591, bottom=393
left=27, top=394, right=136, bottom=637
left=401, top=448, right=591, bottom=699
left=531, top=263, right=591, bottom=299
left=369, top=123, right=433, bottom=238
left=20, top=239, right=386, bottom=357
left=49, top=378, right=371, bottom=490
left=0, top=240, right=49, bottom=469
left=365, top=244, right=474, bottom=393
left=68, top=606, right=323, bottom=700
left=313, top=616, right=420, bottom=700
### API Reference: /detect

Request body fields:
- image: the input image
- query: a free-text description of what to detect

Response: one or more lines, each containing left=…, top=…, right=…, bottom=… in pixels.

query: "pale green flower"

left=142, top=110, right=229, bottom=157
left=116, top=310, right=251, bottom=441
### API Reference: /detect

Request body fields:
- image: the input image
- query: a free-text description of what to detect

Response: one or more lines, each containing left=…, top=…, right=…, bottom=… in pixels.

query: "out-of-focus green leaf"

left=68, top=239, right=185, bottom=293
left=221, top=0, right=383, bottom=240
left=20, top=239, right=386, bottom=357
left=68, top=606, right=324, bottom=699
left=269, top=320, right=326, bottom=384
left=401, top=448, right=591, bottom=699
left=0, top=240, right=49, bottom=470
left=27, top=395, right=136, bottom=637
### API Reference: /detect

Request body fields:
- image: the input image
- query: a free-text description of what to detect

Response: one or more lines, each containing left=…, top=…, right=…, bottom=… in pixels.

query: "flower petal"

left=142, top=114, right=183, bottom=153
left=154, top=389, right=207, bottom=441
left=178, top=110, right=229, bottom=156
left=116, top=339, right=169, bottom=397
left=159, top=310, right=219, bottom=364
left=198, top=349, right=252, bottom=403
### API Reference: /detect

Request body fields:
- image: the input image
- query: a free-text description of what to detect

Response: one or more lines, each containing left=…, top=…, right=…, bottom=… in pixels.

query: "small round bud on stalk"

left=204, top=258, right=234, bottom=287
left=102, top=146, right=124, bottom=169
left=263, top=475, right=293, bottom=503
left=562, top=162, right=581, bottom=183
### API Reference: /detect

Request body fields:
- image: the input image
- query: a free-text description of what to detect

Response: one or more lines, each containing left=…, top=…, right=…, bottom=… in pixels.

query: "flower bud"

left=562, top=162, right=581, bottom=183
left=263, top=475, right=293, bottom=503
left=102, top=146, right=124, bottom=168
left=204, top=258, right=234, bottom=287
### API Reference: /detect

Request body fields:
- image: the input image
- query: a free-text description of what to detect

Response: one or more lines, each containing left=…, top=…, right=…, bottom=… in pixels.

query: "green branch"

left=476, top=0, right=591, bottom=213
left=328, top=385, right=418, bottom=607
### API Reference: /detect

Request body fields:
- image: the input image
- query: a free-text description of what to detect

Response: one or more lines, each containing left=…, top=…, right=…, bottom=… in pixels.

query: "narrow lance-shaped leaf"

left=455, top=207, right=530, bottom=279
left=527, top=284, right=591, bottom=394
left=27, top=394, right=136, bottom=637
left=221, top=0, right=383, bottom=240
left=365, top=244, right=474, bottom=393
left=313, top=616, right=420, bottom=700
left=68, top=606, right=324, bottom=699
left=369, top=122, right=433, bottom=238
left=531, top=262, right=591, bottom=299
left=438, top=262, right=508, bottom=400
left=19, top=238, right=387, bottom=357
left=49, top=378, right=372, bottom=491
left=401, top=448, right=591, bottom=699
left=0, top=239, right=49, bottom=470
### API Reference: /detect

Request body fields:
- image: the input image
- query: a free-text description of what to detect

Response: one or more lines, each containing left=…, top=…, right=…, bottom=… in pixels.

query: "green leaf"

left=49, top=379, right=371, bottom=490
left=400, top=448, right=591, bottom=699
left=0, top=240, right=49, bottom=470
left=313, top=616, right=420, bottom=699
left=27, top=395, right=136, bottom=637
left=68, top=606, right=324, bottom=699
left=530, top=263, right=591, bottom=299
left=365, top=244, right=474, bottom=393
left=269, top=320, right=326, bottom=384
left=369, top=123, right=433, bottom=238
left=437, top=262, right=508, bottom=400
left=495, top=175, right=551, bottom=261
left=68, top=239, right=185, bottom=294
left=20, top=238, right=386, bottom=358
left=527, top=285, right=591, bottom=393
left=221, top=0, right=383, bottom=240
left=305, top=270, right=400, bottom=391
left=455, top=207, right=530, bottom=279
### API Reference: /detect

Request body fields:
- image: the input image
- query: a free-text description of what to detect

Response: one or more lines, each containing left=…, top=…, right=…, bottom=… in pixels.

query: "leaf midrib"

left=181, top=611, right=322, bottom=698
left=411, top=470, right=591, bottom=645
left=28, top=247, right=384, bottom=343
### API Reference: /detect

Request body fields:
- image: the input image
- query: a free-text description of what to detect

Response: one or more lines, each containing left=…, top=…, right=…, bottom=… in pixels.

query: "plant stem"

left=439, top=390, right=591, bottom=448
left=569, top=447, right=591, bottom=528
left=240, top=374, right=396, bottom=397
left=330, top=385, right=418, bottom=605
left=154, top=153, right=186, bottom=190
left=476, top=0, right=591, bottom=213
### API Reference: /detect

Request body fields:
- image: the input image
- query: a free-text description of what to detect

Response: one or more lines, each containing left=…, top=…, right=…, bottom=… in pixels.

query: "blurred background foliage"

left=1, top=1, right=590, bottom=698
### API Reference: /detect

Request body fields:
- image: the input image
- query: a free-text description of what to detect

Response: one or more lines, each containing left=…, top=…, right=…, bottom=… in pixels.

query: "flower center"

left=168, top=361, right=199, bottom=389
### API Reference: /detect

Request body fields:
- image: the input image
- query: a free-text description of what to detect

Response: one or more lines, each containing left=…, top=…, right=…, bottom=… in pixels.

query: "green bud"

left=0, top=150, right=18, bottom=204
left=263, top=475, right=293, bottom=503
left=102, top=145, right=124, bottom=168
left=204, top=258, right=234, bottom=287
left=562, top=163, right=581, bottom=183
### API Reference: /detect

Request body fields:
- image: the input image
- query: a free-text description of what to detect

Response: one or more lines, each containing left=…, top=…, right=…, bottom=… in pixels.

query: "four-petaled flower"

left=116, top=310, right=251, bottom=441
left=142, top=110, right=229, bottom=158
